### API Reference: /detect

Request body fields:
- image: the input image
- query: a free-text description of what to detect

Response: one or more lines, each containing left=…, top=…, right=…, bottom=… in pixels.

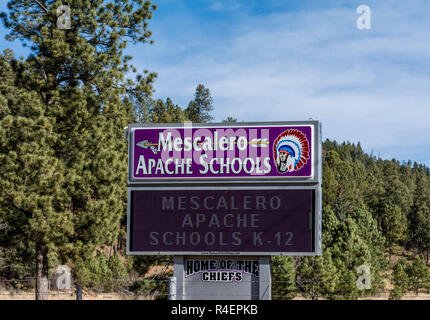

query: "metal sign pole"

left=173, top=256, right=184, bottom=300
left=258, top=257, right=271, bottom=300
left=168, top=276, right=177, bottom=300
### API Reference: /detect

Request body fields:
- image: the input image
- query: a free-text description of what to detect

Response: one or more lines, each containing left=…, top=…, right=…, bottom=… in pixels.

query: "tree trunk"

left=35, top=243, right=49, bottom=300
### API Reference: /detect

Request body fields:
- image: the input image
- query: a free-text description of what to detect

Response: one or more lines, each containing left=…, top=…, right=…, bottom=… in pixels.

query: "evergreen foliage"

left=0, top=0, right=157, bottom=299
left=406, top=255, right=430, bottom=295
left=75, top=251, right=129, bottom=292
left=185, top=84, right=214, bottom=123
left=148, top=98, right=186, bottom=123
left=0, top=1, right=429, bottom=301
left=389, top=257, right=409, bottom=300
left=271, top=256, right=297, bottom=299
left=222, top=117, right=238, bottom=123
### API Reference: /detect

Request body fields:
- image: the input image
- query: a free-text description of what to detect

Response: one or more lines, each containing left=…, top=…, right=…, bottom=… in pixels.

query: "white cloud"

left=208, top=0, right=241, bottom=11
left=130, top=1, right=430, bottom=166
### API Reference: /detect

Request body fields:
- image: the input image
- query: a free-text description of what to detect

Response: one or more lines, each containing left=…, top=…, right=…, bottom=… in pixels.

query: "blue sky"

left=1, top=0, right=430, bottom=166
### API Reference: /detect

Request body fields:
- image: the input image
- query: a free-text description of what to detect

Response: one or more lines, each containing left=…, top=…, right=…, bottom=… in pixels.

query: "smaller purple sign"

left=128, top=189, right=315, bottom=254
left=129, top=123, right=315, bottom=181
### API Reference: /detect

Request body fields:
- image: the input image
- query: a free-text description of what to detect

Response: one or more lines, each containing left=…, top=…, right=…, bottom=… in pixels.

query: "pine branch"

left=33, top=0, right=48, bottom=14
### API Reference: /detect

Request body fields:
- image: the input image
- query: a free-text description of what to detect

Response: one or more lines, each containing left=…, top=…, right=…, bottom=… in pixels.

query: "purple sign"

left=128, top=189, right=315, bottom=254
left=129, top=124, right=314, bottom=181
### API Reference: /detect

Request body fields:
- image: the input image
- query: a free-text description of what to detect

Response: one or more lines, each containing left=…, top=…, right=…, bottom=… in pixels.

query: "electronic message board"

left=127, top=121, right=320, bottom=184
left=127, top=187, right=320, bottom=256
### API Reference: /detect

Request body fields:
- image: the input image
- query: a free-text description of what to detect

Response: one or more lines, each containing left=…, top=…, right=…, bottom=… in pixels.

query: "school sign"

left=126, top=121, right=322, bottom=256
left=129, top=123, right=316, bottom=182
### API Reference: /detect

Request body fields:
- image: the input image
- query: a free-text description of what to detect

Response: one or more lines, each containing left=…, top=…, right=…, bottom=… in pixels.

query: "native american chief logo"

left=273, top=129, right=310, bottom=173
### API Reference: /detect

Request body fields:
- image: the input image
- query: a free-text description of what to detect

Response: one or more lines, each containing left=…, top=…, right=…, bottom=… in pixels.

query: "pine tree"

left=75, top=251, right=112, bottom=291
left=296, top=251, right=339, bottom=300
left=406, top=255, right=430, bottom=295
left=409, top=169, right=430, bottom=258
left=0, top=51, right=36, bottom=282
left=349, top=207, right=388, bottom=291
left=149, top=98, right=186, bottom=123
left=271, top=256, right=297, bottom=299
left=330, top=217, right=372, bottom=299
left=322, top=150, right=363, bottom=220
left=0, top=0, right=157, bottom=299
left=185, top=84, right=214, bottom=123
left=300, top=204, right=387, bottom=300
left=222, top=117, right=238, bottom=123
left=372, top=162, right=412, bottom=259
left=389, top=258, right=409, bottom=300
left=0, top=50, right=73, bottom=299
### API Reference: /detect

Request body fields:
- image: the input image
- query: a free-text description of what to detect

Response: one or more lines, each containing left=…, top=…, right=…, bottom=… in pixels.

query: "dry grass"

left=2, top=289, right=430, bottom=300
left=2, top=255, right=429, bottom=300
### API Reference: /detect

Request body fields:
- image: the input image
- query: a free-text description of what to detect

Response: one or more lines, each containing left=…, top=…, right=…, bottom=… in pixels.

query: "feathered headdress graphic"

left=273, top=129, right=310, bottom=173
